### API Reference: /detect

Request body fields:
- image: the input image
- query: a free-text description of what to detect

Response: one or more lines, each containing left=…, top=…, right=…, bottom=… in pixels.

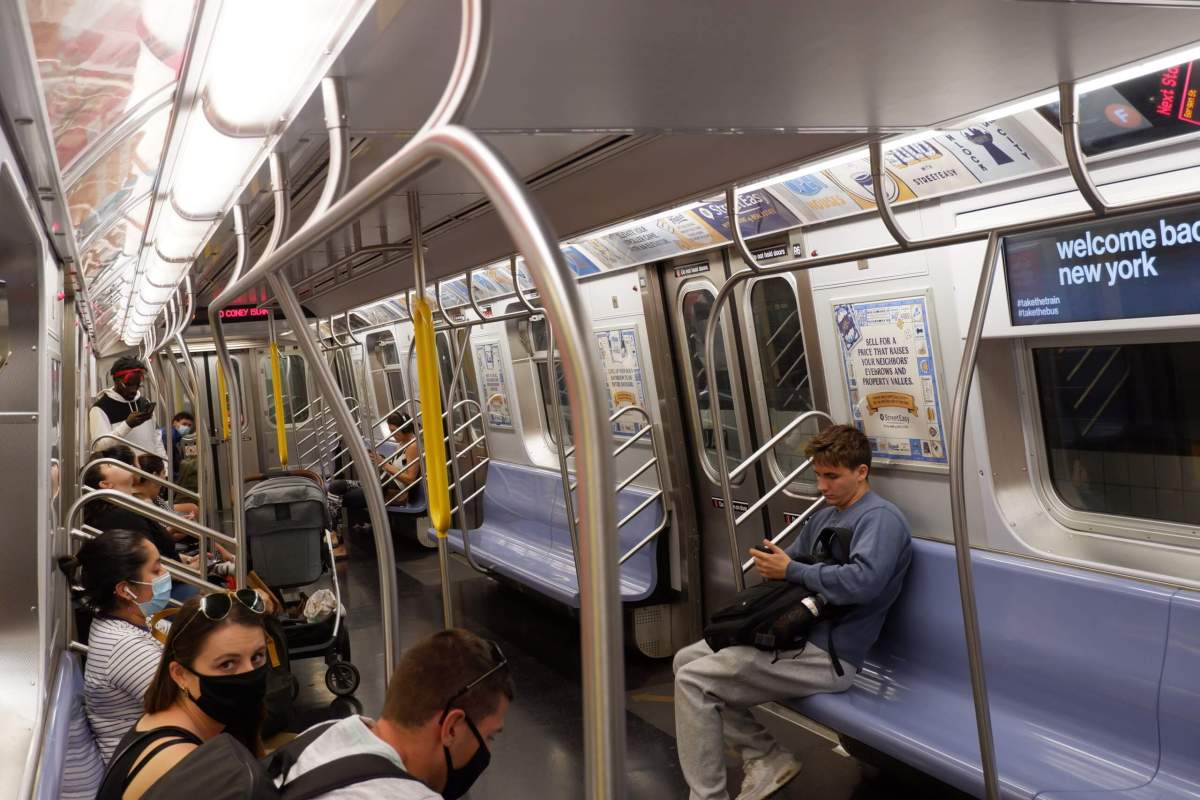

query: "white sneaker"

left=734, top=748, right=803, bottom=800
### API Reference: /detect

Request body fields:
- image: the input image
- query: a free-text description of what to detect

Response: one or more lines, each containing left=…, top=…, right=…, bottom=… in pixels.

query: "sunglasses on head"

left=440, top=640, right=508, bottom=722
left=170, top=589, right=265, bottom=647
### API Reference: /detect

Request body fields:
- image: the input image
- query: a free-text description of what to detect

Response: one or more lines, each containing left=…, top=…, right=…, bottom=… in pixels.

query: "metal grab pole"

left=1059, top=81, right=1109, bottom=217
left=547, top=325, right=582, bottom=570
left=949, top=233, right=1002, bottom=800
left=869, top=140, right=914, bottom=248
left=409, top=189, right=456, bottom=631
left=209, top=125, right=621, bottom=798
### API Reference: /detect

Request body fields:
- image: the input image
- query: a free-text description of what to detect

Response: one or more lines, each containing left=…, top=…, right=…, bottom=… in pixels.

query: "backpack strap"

left=106, top=726, right=203, bottom=794
left=265, top=720, right=339, bottom=784
left=280, top=753, right=415, bottom=800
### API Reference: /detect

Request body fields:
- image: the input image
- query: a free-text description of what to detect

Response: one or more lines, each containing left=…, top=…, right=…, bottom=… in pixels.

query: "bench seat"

left=785, top=538, right=1182, bottom=799
left=444, top=460, right=664, bottom=607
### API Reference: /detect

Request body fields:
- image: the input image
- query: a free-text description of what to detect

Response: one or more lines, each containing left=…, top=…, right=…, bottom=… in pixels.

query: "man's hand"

left=125, top=409, right=154, bottom=428
left=748, top=540, right=792, bottom=581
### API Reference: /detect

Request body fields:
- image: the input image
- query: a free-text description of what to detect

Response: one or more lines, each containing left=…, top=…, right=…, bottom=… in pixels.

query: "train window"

left=263, top=354, right=310, bottom=426
left=748, top=278, right=814, bottom=472
left=367, top=331, right=406, bottom=413
left=537, top=358, right=572, bottom=448
left=1033, top=342, right=1200, bottom=526
left=680, top=287, right=744, bottom=472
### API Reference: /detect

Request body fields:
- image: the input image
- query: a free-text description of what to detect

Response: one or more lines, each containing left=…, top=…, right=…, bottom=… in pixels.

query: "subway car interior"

left=5, top=1, right=1200, bottom=798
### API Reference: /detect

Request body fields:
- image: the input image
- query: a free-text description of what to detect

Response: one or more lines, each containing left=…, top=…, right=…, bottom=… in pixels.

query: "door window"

left=680, top=287, right=744, bottom=474
left=749, top=278, right=816, bottom=473
left=263, top=354, right=310, bottom=426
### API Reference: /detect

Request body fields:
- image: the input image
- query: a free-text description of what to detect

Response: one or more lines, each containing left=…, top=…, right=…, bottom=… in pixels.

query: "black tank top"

left=95, top=724, right=203, bottom=800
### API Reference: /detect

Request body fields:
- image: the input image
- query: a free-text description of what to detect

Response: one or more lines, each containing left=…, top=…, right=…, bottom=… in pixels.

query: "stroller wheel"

left=325, top=661, right=360, bottom=697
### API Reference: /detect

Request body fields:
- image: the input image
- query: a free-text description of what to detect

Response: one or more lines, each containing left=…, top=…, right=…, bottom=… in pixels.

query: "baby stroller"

left=243, top=469, right=360, bottom=696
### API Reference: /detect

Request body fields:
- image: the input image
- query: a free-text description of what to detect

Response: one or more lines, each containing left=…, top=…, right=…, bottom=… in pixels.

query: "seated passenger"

left=58, top=529, right=170, bottom=763
left=329, top=411, right=421, bottom=512
left=277, top=629, right=513, bottom=799
left=94, top=589, right=269, bottom=800
left=83, top=449, right=179, bottom=562
left=135, top=454, right=199, bottom=523
left=673, top=424, right=913, bottom=800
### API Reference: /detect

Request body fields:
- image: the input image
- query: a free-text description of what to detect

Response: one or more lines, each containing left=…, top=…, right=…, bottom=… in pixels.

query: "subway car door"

left=255, top=344, right=320, bottom=472
left=198, top=349, right=262, bottom=513
left=728, top=239, right=830, bottom=569
left=659, top=249, right=768, bottom=614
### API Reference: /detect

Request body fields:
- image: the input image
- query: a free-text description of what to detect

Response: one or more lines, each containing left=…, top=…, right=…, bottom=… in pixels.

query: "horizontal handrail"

left=735, top=456, right=814, bottom=527
left=88, top=433, right=164, bottom=460
left=66, top=488, right=237, bottom=550
left=78, top=457, right=200, bottom=502
left=740, top=495, right=826, bottom=574
left=728, top=410, right=833, bottom=482
left=71, top=527, right=212, bottom=594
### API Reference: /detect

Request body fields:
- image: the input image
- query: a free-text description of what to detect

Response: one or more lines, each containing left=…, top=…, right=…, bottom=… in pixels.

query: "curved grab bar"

left=77, top=457, right=199, bottom=503
left=88, top=433, right=165, bottom=460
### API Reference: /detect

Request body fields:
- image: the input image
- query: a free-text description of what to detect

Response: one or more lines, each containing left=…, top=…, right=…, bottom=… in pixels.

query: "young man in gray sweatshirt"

left=674, top=424, right=913, bottom=800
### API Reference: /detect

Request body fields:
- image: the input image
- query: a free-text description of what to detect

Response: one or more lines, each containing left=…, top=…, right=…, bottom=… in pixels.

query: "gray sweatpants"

left=673, top=640, right=856, bottom=800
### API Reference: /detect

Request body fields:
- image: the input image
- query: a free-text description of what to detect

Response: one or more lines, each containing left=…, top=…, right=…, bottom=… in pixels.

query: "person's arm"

left=109, top=634, right=163, bottom=699
left=89, top=404, right=131, bottom=447
left=399, top=440, right=420, bottom=485
left=784, top=509, right=908, bottom=605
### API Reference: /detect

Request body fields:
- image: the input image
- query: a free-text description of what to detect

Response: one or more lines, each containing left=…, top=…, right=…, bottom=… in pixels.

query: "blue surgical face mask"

left=176, top=424, right=192, bottom=436
left=127, top=572, right=172, bottom=618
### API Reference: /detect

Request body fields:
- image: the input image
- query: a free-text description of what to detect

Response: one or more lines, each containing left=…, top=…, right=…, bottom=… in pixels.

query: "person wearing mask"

left=673, top=424, right=913, bottom=800
left=276, top=628, right=513, bottom=799
left=135, top=454, right=199, bottom=524
left=95, top=589, right=270, bottom=800
left=57, top=529, right=171, bottom=763
left=89, top=356, right=167, bottom=459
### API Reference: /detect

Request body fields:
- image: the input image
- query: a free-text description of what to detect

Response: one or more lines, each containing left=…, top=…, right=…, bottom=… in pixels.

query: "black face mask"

left=185, top=664, right=268, bottom=727
left=441, top=715, right=491, bottom=800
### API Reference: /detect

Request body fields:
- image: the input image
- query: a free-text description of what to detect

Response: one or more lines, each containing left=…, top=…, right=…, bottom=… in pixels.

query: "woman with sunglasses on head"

left=58, top=529, right=171, bottom=764
left=275, top=628, right=514, bottom=799
left=95, top=589, right=269, bottom=800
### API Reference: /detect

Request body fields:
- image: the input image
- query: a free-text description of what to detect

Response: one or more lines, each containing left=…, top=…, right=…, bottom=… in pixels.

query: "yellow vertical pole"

left=413, top=297, right=449, bottom=535
left=269, top=341, right=289, bottom=469
left=216, top=362, right=231, bottom=441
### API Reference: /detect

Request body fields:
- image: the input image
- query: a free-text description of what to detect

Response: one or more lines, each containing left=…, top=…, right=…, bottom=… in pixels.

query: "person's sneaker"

left=734, top=748, right=803, bottom=800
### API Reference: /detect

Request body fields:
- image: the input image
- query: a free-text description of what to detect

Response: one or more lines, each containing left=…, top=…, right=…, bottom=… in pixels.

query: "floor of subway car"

left=287, top=530, right=969, bottom=799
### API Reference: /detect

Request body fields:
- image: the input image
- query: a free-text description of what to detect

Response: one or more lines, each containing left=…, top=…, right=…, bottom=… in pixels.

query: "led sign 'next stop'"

left=1004, top=204, right=1200, bottom=326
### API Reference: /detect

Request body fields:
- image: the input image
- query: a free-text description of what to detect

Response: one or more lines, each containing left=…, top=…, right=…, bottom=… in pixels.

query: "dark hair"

left=137, top=454, right=166, bottom=478
left=82, top=446, right=137, bottom=490
left=382, top=629, right=514, bottom=728
left=144, top=594, right=268, bottom=755
left=172, top=411, right=195, bottom=424
left=57, top=529, right=151, bottom=613
left=804, top=424, right=872, bottom=477
left=111, top=355, right=146, bottom=375
left=386, top=411, right=414, bottom=433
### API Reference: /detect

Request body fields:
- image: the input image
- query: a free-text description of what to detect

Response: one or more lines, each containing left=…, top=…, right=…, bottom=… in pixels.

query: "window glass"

left=366, top=331, right=405, bottom=414
left=537, top=358, right=572, bottom=448
left=1033, top=342, right=1200, bottom=525
left=263, top=354, right=309, bottom=426
left=750, top=278, right=815, bottom=472
left=681, top=288, right=743, bottom=472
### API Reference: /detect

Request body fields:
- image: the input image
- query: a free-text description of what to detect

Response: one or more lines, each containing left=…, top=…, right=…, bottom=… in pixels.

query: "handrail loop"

left=869, top=140, right=915, bottom=249
left=1059, top=81, right=1109, bottom=217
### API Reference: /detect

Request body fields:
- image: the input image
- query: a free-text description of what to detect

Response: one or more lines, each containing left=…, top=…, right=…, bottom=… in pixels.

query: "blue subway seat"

left=784, top=538, right=1178, bottom=799
left=1038, top=590, right=1200, bottom=800
left=37, top=651, right=104, bottom=800
left=443, top=460, right=664, bottom=607
left=386, top=478, right=428, bottom=518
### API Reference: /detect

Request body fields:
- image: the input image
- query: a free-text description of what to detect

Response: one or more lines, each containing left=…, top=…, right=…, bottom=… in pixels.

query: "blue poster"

left=562, top=245, right=601, bottom=276
left=834, top=295, right=947, bottom=467
left=692, top=189, right=800, bottom=239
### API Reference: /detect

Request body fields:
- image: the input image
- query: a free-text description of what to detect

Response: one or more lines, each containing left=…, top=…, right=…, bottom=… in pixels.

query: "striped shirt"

left=84, top=615, right=163, bottom=763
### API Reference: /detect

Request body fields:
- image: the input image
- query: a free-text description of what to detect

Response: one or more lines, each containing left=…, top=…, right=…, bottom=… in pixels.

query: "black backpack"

left=703, top=526, right=855, bottom=674
left=137, top=720, right=418, bottom=800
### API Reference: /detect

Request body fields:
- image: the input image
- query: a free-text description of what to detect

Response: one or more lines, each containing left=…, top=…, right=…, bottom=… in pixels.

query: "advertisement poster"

left=769, top=172, right=861, bottom=222
left=473, top=341, right=513, bottom=429
left=562, top=245, right=601, bottom=276
left=595, top=327, right=647, bottom=437
left=655, top=208, right=726, bottom=250
left=824, top=158, right=918, bottom=210
left=692, top=190, right=801, bottom=239
left=834, top=295, right=947, bottom=468
left=883, top=139, right=981, bottom=197
left=935, top=115, right=1057, bottom=184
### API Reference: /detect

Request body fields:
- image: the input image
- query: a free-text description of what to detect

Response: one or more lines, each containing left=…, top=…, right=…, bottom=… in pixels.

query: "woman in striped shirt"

left=59, top=529, right=172, bottom=763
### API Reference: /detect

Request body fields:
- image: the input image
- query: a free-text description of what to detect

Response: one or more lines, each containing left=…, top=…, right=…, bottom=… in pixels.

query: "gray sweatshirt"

left=784, top=490, right=912, bottom=668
